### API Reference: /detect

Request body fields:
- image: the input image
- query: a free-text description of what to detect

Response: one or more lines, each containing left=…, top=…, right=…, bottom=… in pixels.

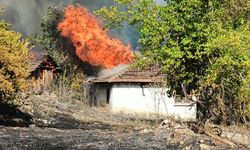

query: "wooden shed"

left=29, top=54, right=62, bottom=93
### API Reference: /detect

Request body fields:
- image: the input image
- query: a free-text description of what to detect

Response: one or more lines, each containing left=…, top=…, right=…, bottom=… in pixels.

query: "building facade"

left=89, top=64, right=196, bottom=121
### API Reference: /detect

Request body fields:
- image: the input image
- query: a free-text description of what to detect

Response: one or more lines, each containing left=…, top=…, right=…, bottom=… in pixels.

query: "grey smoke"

left=0, top=0, right=139, bottom=49
left=0, top=0, right=47, bottom=37
left=98, top=64, right=129, bottom=79
left=0, top=0, right=113, bottom=37
left=155, top=0, right=166, bottom=5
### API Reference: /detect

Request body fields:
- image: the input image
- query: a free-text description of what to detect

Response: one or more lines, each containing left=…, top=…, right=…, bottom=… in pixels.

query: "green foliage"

left=97, top=0, right=210, bottom=91
left=30, top=7, right=66, bottom=64
left=0, top=19, right=30, bottom=105
left=200, top=23, right=250, bottom=122
left=220, top=0, right=250, bottom=27
left=96, top=0, right=250, bottom=123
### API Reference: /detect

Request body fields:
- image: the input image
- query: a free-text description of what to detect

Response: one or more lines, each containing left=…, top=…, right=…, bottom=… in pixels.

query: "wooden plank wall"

left=32, top=70, right=54, bottom=93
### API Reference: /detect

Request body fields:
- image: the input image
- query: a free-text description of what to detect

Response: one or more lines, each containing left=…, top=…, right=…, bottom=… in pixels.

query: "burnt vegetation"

left=0, top=1, right=250, bottom=149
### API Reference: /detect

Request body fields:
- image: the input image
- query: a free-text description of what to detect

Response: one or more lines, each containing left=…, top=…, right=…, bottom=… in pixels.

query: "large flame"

left=58, top=5, right=134, bottom=69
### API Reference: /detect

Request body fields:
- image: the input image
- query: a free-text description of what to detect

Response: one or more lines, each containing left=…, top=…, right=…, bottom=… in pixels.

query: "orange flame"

left=58, top=5, right=134, bottom=69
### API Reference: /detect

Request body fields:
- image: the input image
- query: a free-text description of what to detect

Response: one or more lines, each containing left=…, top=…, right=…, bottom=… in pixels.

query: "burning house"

left=89, top=64, right=197, bottom=121
left=56, top=5, right=197, bottom=121
left=29, top=54, right=62, bottom=93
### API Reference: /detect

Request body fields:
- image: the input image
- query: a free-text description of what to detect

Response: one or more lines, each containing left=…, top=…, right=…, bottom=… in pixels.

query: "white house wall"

left=173, top=104, right=196, bottom=121
left=109, top=84, right=196, bottom=121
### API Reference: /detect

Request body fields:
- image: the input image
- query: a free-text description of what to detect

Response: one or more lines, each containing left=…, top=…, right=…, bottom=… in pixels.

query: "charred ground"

left=0, top=92, right=249, bottom=150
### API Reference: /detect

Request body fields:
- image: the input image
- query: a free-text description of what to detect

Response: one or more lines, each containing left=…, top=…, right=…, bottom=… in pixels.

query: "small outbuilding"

left=89, top=64, right=197, bottom=121
left=29, top=54, right=62, bottom=93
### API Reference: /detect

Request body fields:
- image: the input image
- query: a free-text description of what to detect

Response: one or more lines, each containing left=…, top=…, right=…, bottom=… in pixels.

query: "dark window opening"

left=106, top=88, right=110, bottom=104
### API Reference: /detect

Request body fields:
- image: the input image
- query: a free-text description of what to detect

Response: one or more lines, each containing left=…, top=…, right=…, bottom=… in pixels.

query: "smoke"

left=155, top=0, right=166, bottom=5
left=98, top=64, right=129, bottom=79
left=0, top=0, right=139, bottom=49
left=0, top=0, right=47, bottom=37
left=0, top=0, right=111, bottom=36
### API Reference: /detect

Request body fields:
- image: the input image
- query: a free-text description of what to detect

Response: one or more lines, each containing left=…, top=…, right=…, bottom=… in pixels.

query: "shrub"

left=0, top=19, right=30, bottom=105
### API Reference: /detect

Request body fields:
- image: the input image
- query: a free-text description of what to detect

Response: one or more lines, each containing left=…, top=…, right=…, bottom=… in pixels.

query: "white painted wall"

left=173, top=104, right=197, bottom=121
left=109, top=84, right=196, bottom=121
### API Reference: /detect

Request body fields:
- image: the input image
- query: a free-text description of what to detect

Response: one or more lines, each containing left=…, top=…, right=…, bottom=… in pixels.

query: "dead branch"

left=202, top=123, right=238, bottom=148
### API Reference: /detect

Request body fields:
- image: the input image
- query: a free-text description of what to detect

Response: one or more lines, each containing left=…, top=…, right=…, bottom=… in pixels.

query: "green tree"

left=0, top=11, right=30, bottom=105
left=96, top=0, right=250, bottom=123
left=199, top=0, right=250, bottom=123
left=97, top=0, right=210, bottom=92
left=32, top=7, right=87, bottom=101
left=31, top=7, right=65, bottom=64
left=200, top=24, right=250, bottom=123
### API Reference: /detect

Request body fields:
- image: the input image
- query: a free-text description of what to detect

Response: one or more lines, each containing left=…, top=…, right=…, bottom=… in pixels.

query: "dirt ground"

left=0, top=92, right=249, bottom=150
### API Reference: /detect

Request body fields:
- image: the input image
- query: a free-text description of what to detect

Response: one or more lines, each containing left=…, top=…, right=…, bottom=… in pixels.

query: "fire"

left=58, top=5, right=134, bottom=69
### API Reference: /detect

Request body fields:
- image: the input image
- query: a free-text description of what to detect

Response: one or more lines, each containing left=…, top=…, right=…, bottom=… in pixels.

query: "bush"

left=199, top=24, right=250, bottom=123
left=0, top=19, right=30, bottom=105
